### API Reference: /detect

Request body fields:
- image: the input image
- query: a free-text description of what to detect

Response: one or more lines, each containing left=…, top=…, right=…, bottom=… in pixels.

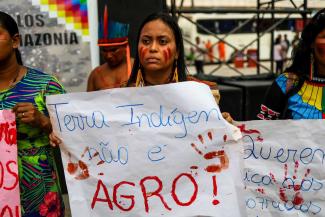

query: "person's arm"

left=257, top=73, right=298, bottom=120
left=49, top=131, right=62, bottom=147
left=13, top=75, right=66, bottom=134
left=87, top=69, right=97, bottom=92
left=12, top=103, right=52, bottom=134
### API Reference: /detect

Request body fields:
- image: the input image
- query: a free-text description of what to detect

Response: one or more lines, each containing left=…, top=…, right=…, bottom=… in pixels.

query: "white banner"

left=46, top=81, right=243, bottom=217
left=241, top=120, right=325, bottom=217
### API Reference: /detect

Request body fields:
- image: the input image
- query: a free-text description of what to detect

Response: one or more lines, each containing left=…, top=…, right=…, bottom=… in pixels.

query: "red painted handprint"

left=270, top=161, right=311, bottom=205
left=190, top=131, right=229, bottom=206
left=190, top=131, right=229, bottom=173
left=67, top=147, right=104, bottom=180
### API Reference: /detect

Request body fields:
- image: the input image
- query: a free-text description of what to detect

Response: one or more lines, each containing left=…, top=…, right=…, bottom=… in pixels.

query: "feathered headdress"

left=98, top=5, right=130, bottom=46
left=98, top=5, right=131, bottom=77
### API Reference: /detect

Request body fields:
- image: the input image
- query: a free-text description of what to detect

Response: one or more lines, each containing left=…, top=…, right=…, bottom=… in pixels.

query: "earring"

left=172, top=59, right=179, bottom=83
left=135, top=67, right=144, bottom=87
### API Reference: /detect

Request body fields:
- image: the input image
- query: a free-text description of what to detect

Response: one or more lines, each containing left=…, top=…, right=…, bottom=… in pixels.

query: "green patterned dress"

left=0, top=67, right=65, bottom=217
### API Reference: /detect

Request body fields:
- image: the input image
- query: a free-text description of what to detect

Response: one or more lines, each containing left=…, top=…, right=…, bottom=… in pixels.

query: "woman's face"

left=314, top=28, right=325, bottom=66
left=0, top=26, right=19, bottom=62
left=138, top=19, right=178, bottom=74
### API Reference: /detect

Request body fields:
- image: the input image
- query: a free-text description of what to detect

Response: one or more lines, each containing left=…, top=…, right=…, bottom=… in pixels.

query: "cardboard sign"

left=0, top=110, right=20, bottom=217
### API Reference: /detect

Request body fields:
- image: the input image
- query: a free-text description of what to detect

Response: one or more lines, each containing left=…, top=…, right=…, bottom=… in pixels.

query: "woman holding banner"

left=50, top=14, right=233, bottom=144
left=126, top=13, right=232, bottom=122
left=258, top=9, right=325, bottom=120
left=0, top=11, right=65, bottom=217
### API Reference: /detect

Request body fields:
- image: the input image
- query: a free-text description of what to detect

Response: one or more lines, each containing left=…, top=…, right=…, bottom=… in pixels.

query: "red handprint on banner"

left=270, top=161, right=311, bottom=205
left=67, top=147, right=104, bottom=180
left=189, top=130, right=229, bottom=205
left=190, top=131, right=229, bottom=173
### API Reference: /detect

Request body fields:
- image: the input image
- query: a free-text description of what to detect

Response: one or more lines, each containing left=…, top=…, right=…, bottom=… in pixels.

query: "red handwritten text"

left=0, top=121, right=17, bottom=146
left=91, top=173, right=201, bottom=213
left=0, top=205, right=19, bottom=217
left=0, top=160, right=19, bottom=191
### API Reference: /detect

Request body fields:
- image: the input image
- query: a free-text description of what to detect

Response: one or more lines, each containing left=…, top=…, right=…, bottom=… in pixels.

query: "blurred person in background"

left=258, top=9, right=325, bottom=120
left=194, top=36, right=205, bottom=75
left=291, top=32, right=300, bottom=52
left=87, top=5, right=132, bottom=91
left=205, top=39, right=214, bottom=63
left=282, top=34, right=290, bottom=65
left=273, top=36, right=284, bottom=75
left=218, top=40, right=226, bottom=62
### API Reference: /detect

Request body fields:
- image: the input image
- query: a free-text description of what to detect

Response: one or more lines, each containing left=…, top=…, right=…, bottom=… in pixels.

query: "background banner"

left=0, top=110, right=20, bottom=217
left=0, top=0, right=92, bottom=92
left=46, top=81, right=243, bottom=217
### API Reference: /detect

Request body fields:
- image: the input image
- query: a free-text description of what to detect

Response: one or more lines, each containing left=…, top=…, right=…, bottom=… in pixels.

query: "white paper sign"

left=46, top=81, right=243, bottom=217
left=240, top=120, right=325, bottom=217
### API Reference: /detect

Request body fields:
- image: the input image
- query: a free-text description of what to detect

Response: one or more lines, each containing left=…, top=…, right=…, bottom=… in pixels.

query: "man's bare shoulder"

left=89, top=63, right=108, bottom=77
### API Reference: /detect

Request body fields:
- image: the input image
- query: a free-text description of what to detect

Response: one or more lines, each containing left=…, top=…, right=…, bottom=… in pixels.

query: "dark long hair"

left=286, top=8, right=325, bottom=78
left=127, top=13, right=187, bottom=85
left=0, top=11, right=23, bottom=65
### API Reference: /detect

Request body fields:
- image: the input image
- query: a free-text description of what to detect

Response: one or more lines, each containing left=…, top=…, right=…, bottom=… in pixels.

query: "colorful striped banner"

left=31, top=0, right=90, bottom=41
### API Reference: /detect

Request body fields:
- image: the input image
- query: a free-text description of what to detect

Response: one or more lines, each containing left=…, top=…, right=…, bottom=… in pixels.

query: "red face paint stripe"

left=139, top=47, right=148, bottom=60
left=163, top=50, right=168, bottom=63
left=316, top=43, right=325, bottom=55
left=167, top=48, right=171, bottom=60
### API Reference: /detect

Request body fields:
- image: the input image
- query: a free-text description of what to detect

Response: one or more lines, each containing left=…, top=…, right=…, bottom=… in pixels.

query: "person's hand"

left=222, top=112, right=233, bottom=124
left=12, top=102, right=52, bottom=133
left=49, top=131, right=62, bottom=147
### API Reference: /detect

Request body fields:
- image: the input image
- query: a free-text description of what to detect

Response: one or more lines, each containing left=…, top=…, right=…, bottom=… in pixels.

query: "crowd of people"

left=1, top=7, right=325, bottom=217
left=187, top=36, right=226, bottom=74
left=273, top=33, right=299, bottom=75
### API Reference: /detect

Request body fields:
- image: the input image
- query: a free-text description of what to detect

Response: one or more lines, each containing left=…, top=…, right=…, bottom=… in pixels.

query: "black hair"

left=275, top=37, right=281, bottom=45
left=0, top=11, right=23, bottom=65
left=286, top=8, right=325, bottom=78
left=127, top=12, right=187, bottom=86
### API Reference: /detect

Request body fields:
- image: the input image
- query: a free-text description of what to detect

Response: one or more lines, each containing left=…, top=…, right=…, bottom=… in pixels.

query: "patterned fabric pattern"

left=258, top=73, right=325, bottom=119
left=0, top=67, right=65, bottom=217
left=257, top=104, right=280, bottom=120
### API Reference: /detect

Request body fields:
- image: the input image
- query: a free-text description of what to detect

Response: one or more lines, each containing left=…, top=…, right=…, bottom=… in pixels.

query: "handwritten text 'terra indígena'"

left=48, top=103, right=222, bottom=138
